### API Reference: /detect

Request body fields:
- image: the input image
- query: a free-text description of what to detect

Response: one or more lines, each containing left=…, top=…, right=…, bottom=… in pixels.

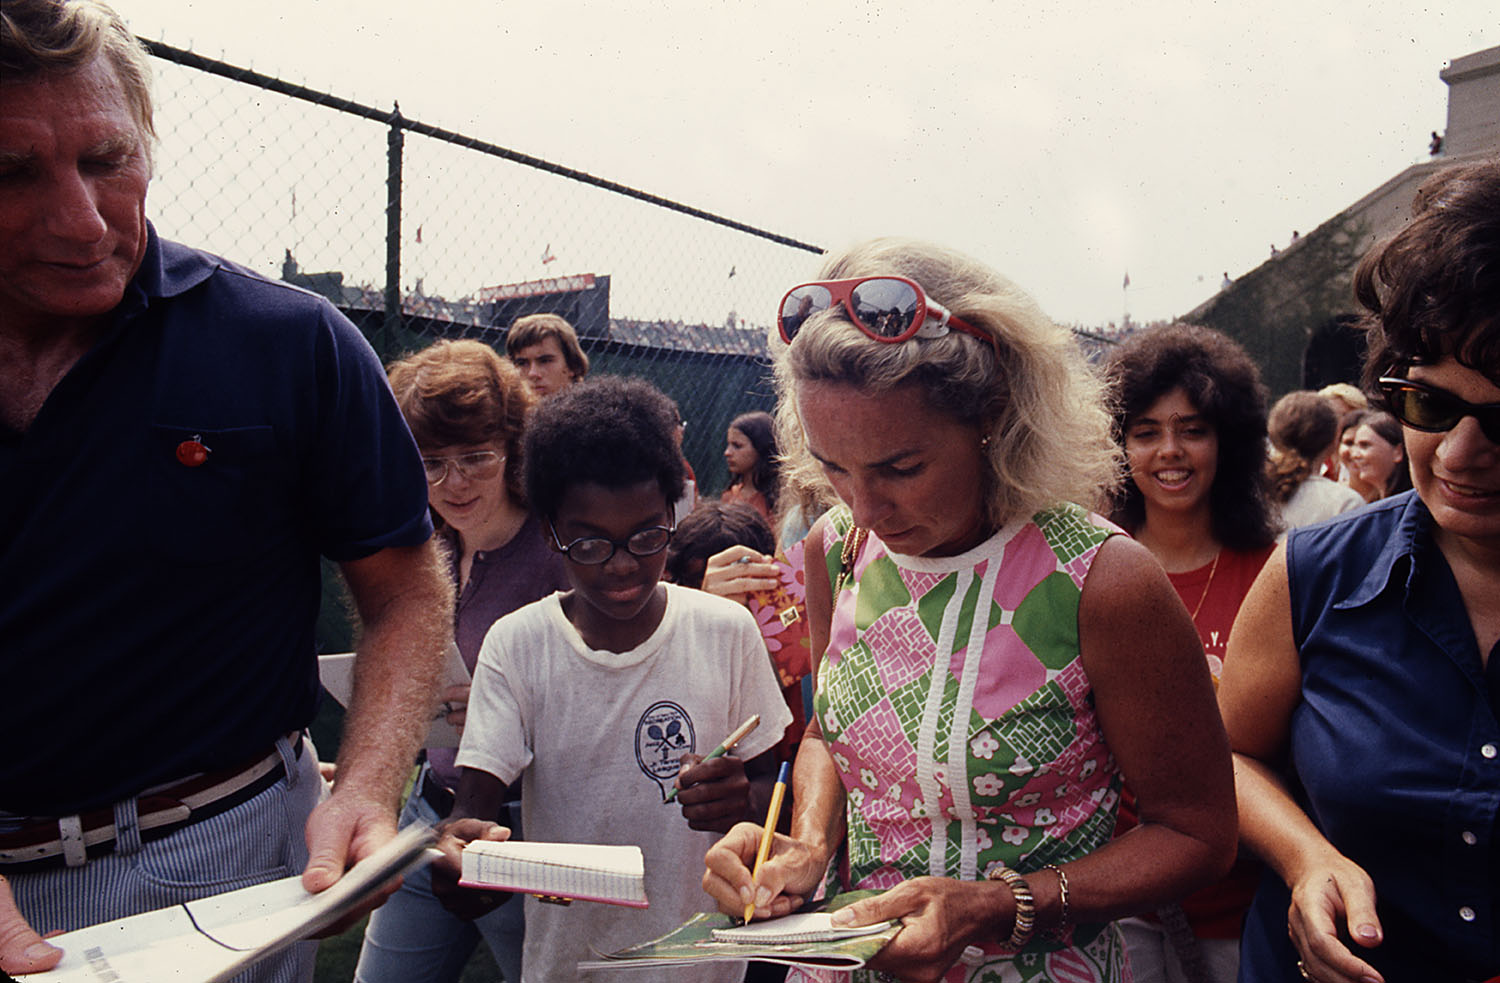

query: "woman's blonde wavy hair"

left=772, top=237, right=1120, bottom=530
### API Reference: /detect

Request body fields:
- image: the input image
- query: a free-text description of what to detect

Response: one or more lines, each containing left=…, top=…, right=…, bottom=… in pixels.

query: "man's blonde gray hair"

left=773, top=237, right=1120, bottom=530
left=1, top=0, right=156, bottom=164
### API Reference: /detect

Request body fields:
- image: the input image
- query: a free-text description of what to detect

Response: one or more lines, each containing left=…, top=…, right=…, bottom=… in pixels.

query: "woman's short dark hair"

left=1105, top=323, right=1279, bottom=551
left=1356, top=158, right=1500, bottom=388
left=523, top=375, right=685, bottom=520
left=664, top=501, right=776, bottom=589
left=728, top=411, right=781, bottom=514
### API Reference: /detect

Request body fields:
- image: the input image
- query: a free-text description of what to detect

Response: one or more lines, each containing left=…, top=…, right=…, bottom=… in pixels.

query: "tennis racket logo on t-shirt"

left=635, top=700, right=697, bottom=800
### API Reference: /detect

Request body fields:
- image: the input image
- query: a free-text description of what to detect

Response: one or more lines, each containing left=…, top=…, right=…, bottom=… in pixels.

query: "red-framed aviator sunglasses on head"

left=777, top=276, right=999, bottom=356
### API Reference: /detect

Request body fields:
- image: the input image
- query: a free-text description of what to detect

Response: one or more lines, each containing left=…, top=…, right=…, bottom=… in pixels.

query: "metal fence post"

left=383, top=102, right=404, bottom=359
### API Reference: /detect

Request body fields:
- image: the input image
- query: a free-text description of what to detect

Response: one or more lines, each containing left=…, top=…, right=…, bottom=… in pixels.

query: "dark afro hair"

left=523, top=375, right=686, bottom=519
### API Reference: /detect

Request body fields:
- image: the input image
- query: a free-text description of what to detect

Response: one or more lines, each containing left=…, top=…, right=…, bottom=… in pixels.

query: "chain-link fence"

left=142, top=39, right=823, bottom=499
left=141, top=40, right=1111, bottom=499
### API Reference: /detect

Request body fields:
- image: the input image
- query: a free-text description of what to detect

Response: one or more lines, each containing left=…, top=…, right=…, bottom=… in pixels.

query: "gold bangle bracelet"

left=986, top=864, right=1036, bottom=949
left=1042, top=863, right=1071, bottom=938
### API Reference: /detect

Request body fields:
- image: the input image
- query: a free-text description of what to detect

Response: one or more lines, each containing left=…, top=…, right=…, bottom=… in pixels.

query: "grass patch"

left=314, top=915, right=503, bottom=982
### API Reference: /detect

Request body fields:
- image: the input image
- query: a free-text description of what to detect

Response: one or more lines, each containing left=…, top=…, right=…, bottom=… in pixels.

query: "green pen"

left=663, top=714, right=760, bottom=804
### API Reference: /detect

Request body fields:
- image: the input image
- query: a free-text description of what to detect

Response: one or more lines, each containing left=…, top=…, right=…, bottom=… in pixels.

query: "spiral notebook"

left=711, top=911, right=896, bottom=944
left=458, top=840, right=648, bottom=908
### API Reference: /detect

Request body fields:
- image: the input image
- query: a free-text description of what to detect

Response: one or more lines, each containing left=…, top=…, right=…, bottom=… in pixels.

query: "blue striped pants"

left=10, top=733, right=324, bottom=983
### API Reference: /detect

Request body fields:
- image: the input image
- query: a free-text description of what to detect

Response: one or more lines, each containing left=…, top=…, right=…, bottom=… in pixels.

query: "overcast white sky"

left=117, top=0, right=1494, bottom=327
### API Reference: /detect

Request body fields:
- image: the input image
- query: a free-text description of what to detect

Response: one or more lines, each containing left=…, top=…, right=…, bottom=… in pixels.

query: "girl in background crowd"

left=1333, top=409, right=1368, bottom=488
left=1222, top=156, right=1500, bottom=983
left=1104, top=322, right=1280, bottom=983
left=722, top=410, right=780, bottom=527
left=704, top=238, right=1235, bottom=983
left=1344, top=410, right=1411, bottom=503
left=1318, top=386, right=1369, bottom=481
left=356, top=339, right=569, bottom=983
left=664, top=500, right=775, bottom=590
left=1267, top=391, right=1366, bottom=536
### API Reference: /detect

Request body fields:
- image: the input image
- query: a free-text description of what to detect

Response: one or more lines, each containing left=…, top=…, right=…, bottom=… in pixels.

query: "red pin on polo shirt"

left=175, top=436, right=211, bottom=467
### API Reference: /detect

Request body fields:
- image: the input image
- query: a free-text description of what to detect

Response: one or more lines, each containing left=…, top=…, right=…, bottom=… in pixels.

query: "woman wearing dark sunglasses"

left=703, top=238, right=1236, bottom=983
left=1220, top=158, right=1500, bottom=983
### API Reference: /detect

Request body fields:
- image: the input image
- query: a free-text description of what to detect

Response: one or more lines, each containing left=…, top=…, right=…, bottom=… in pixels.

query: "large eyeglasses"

left=1377, top=376, right=1500, bottom=445
left=547, top=521, right=675, bottom=565
left=422, top=450, right=504, bottom=486
left=777, top=276, right=999, bottom=356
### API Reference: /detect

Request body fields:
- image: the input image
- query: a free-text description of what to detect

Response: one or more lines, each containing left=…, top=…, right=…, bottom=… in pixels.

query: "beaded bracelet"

left=986, top=864, right=1036, bottom=949
left=1042, top=863, right=1071, bottom=938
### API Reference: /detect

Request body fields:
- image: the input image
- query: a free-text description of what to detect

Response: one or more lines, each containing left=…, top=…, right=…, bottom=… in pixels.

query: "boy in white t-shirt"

left=433, top=377, right=792, bottom=982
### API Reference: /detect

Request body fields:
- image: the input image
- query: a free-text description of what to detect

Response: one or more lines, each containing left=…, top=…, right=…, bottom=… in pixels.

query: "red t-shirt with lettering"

left=1116, top=543, right=1275, bottom=938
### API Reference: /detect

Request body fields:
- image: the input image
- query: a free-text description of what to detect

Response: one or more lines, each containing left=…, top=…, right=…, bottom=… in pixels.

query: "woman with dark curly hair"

left=1221, top=158, right=1500, bottom=983
left=1104, top=322, right=1279, bottom=983
left=722, top=410, right=781, bottom=526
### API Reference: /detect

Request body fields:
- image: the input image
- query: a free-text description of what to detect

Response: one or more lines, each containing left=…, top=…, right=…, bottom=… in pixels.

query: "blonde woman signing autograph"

left=702, top=238, right=1236, bottom=983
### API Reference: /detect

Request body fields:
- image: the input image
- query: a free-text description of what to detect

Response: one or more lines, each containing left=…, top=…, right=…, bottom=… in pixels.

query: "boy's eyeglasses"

left=777, top=276, right=999, bottom=356
left=547, top=521, right=675, bottom=565
left=1376, top=376, right=1500, bottom=445
left=422, top=450, right=504, bottom=486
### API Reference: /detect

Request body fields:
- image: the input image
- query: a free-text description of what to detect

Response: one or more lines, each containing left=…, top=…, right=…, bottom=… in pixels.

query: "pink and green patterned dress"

left=800, top=503, right=1129, bottom=983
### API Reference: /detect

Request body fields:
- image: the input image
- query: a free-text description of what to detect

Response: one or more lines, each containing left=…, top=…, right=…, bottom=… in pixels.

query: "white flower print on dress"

left=1035, top=807, right=1057, bottom=826
left=911, top=798, right=930, bottom=818
left=970, top=731, right=1000, bottom=760
left=1002, top=825, right=1027, bottom=846
left=1079, top=758, right=1098, bottom=779
left=1015, top=792, right=1041, bottom=808
left=976, top=827, right=994, bottom=851
left=974, top=773, right=1003, bottom=796
left=1010, top=755, right=1033, bottom=777
left=861, top=767, right=879, bottom=789
left=848, top=787, right=865, bottom=809
left=832, top=752, right=849, bottom=773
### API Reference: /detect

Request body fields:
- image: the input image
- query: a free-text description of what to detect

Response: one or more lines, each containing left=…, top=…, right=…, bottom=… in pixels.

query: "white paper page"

left=318, top=642, right=469, bottom=748
left=23, top=826, right=439, bottom=982
left=711, top=911, right=896, bottom=944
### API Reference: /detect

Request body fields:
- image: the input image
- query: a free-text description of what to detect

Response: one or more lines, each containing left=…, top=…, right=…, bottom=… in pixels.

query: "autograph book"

left=576, top=890, right=899, bottom=971
left=459, top=840, right=648, bottom=908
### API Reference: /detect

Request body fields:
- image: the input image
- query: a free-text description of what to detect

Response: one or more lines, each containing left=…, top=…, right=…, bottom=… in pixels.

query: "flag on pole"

left=728, top=265, right=736, bottom=279
left=1122, top=271, right=1131, bottom=290
left=541, top=243, right=557, bottom=265
left=415, top=225, right=423, bottom=244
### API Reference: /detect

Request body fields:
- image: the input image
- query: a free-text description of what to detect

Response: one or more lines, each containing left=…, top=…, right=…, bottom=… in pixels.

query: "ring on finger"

left=1297, top=960, right=1311, bottom=980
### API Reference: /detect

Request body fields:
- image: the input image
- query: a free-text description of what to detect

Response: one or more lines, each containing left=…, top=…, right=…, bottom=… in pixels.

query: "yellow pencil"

left=664, top=714, right=760, bottom=803
left=745, top=760, right=792, bottom=924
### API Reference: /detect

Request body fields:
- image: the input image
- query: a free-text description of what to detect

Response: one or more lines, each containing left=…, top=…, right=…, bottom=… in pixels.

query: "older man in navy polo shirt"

left=0, top=1, right=452, bottom=978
